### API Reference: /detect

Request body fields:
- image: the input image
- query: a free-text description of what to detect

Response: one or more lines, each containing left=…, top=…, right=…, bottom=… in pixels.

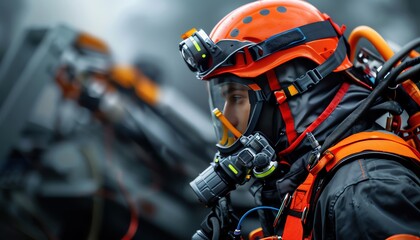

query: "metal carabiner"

left=272, top=192, right=292, bottom=228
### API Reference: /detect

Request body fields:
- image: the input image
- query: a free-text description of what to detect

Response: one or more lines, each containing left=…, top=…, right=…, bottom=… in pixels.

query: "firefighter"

left=179, top=0, right=420, bottom=239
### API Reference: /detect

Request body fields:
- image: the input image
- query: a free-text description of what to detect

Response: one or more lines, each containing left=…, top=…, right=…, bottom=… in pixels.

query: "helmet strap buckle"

left=293, top=68, right=322, bottom=93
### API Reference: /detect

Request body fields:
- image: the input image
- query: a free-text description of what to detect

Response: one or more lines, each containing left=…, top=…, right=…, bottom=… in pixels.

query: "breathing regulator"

left=190, top=132, right=277, bottom=207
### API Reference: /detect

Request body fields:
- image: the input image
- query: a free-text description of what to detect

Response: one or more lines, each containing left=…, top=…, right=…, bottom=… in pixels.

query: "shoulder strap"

left=310, top=131, right=420, bottom=176
left=279, top=131, right=420, bottom=240
left=281, top=173, right=314, bottom=240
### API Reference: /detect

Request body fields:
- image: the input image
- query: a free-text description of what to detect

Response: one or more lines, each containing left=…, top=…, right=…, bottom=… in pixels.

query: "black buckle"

left=293, top=69, right=322, bottom=93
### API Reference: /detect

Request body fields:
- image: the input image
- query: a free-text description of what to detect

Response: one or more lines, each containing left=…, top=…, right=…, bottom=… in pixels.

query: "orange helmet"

left=179, top=0, right=352, bottom=80
left=178, top=0, right=354, bottom=156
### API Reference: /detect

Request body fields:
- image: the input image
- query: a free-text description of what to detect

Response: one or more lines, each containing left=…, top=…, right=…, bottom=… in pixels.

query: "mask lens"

left=209, top=79, right=251, bottom=147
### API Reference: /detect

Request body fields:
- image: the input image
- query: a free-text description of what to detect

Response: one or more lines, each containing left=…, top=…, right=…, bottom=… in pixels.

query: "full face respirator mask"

left=190, top=132, right=278, bottom=206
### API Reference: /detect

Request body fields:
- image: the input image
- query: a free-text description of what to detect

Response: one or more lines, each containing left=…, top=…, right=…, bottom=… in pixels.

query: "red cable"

left=104, top=125, right=139, bottom=240
left=118, top=170, right=139, bottom=240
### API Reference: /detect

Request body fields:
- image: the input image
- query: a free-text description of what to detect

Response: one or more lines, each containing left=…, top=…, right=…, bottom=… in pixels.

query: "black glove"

left=192, top=197, right=239, bottom=240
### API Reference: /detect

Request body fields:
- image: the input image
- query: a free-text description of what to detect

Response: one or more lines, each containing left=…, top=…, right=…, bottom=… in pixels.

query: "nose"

left=223, top=103, right=238, bottom=128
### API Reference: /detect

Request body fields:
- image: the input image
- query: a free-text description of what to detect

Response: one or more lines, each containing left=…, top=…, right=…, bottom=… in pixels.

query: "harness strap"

left=281, top=174, right=313, bottom=240
left=277, top=82, right=350, bottom=156
left=310, top=131, right=420, bottom=175
left=267, top=69, right=298, bottom=144
left=279, top=131, right=420, bottom=240
left=264, top=32, right=349, bottom=146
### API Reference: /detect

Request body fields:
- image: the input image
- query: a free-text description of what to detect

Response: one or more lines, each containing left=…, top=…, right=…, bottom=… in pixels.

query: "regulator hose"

left=320, top=38, right=420, bottom=155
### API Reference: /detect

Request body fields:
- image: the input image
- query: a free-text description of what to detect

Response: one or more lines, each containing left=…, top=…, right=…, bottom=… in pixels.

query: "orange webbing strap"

left=282, top=174, right=314, bottom=240
left=266, top=69, right=298, bottom=144
left=249, top=227, right=264, bottom=240
left=250, top=132, right=420, bottom=240
left=310, top=131, right=420, bottom=176
left=386, top=234, right=420, bottom=240
left=279, top=131, right=420, bottom=240
left=249, top=228, right=284, bottom=240
left=248, top=174, right=314, bottom=240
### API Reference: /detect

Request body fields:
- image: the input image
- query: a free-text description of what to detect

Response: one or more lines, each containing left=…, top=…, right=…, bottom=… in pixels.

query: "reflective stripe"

left=254, top=165, right=276, bottom=178
left=228, top=164, right=239, bottom=175
left=190, top=36, right=202, bottom=51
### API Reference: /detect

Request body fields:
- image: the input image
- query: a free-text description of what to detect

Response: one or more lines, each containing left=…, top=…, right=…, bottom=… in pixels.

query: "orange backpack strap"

left=282, top=174, right=314, bottom=240
left=310, top=131, right=420, bottom=176
left=386, top=234, right=420, bottom=240
left=251, top=131, right=420, bottom=240
left=248, top=174, right=315, bottom=240
left=296, top=131, right=420, bottom=239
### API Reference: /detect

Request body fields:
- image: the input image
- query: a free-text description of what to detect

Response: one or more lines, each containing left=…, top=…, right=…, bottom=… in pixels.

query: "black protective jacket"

left=253, top=78, right=420, bottom=238
left=255, top=148, right=420, bottom=239
left=312, top=154, right=420, bottom=239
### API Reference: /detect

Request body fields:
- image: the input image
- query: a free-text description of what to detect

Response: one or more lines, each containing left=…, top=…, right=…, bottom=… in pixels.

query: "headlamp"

left=179, top=28, right=254, bottom=79
left=179, top=29, right=210, bottom=72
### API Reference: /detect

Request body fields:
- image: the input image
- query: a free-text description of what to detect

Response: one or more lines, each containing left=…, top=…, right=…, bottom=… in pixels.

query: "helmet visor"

left=208, top=76, right=252, bottom=148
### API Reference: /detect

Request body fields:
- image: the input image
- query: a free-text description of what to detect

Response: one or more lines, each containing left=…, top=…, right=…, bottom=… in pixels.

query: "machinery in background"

left=0, top=24, right=247, bottom=240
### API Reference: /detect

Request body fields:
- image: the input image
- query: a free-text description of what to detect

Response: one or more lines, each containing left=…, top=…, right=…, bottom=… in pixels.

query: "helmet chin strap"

left=263, top=36, right=350, bottom=156
left=278, top=81, right=350, bottom=157
left=273, top=36, right=349, bottom=105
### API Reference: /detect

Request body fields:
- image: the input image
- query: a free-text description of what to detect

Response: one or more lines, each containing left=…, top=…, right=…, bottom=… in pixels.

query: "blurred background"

left=0, top=0, right=419, bottom=239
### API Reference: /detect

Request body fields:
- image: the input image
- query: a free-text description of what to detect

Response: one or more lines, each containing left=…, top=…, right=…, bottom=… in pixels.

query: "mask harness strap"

left=266, top=69, right=298, bottom=145
left=274, top=36, right=348, bottom=104
left=257, top=36, right=350, bottom=238
left=271, top=36, right=349, bottom=154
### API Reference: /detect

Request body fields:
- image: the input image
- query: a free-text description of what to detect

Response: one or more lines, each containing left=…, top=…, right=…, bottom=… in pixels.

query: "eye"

left=227, top=93, right=245, bottom=103
left=221, top=87, right=249, bottom=104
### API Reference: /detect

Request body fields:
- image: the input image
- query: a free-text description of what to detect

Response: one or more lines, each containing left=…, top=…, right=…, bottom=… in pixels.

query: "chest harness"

left=249, top=131, right=420, bottom=240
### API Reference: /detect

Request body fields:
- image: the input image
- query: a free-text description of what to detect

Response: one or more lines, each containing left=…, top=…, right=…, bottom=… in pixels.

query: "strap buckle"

left=293, top=68, right=322, bottom=93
